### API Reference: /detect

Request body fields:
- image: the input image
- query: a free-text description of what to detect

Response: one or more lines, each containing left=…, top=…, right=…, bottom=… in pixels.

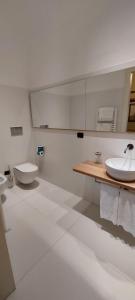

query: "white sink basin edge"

left=105, top=157, right=135, bottom=182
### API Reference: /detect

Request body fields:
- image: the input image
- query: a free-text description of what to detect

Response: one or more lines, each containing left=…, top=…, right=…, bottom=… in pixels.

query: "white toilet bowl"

left=14, top=162, right=39, bottom=184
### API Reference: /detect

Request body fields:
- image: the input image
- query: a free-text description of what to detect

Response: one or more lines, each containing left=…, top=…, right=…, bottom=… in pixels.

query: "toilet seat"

left=15, top=163, right=38, bottom=173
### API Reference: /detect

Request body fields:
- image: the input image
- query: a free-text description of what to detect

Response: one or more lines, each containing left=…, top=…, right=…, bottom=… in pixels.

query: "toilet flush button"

left=37, top=146, right=45, bottom=157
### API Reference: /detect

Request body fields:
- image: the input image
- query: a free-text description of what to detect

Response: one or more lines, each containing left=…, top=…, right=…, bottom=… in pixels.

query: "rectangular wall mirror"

left=30, top=67, right=134, bottom=133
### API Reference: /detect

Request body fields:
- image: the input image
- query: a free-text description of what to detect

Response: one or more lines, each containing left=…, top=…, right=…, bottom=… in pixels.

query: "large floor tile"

left=69, top=207, right=135, bottom=281
left=39, top=185, right=74, bottom=205
left=6, top=178, right=135, bottom=300
left=45, top=204, right=81, bottom=230
left=11, top=182, right=37, bottom=199
left=37, top=178, right=58, bottom=192
left=5, top=201, right=65, bottom=283
left=69, top=198, right=89, bottom=212
left=8, top=233, right=135, bottom=300
left=24, top=191, right=59, bottom=215
left=64, top=194, right=83, bottom=208
left=2, top=188, right=22, bottom=211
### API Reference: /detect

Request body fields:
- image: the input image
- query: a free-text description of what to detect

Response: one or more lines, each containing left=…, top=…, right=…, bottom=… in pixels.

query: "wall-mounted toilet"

left=14, top=162, right=38, bottom=184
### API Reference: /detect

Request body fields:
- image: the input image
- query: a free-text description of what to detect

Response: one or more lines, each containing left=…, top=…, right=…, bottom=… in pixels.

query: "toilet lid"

left=15, top=163, right=38, bottom=173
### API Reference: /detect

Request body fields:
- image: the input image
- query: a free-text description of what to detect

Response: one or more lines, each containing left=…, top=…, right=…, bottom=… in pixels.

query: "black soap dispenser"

left=4, top=166, right=14, bottom=188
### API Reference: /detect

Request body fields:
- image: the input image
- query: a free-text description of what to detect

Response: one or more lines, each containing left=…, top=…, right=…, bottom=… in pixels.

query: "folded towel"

left=117, top=189, right=135, bottom=237
left=100, top=183, right=119, bottom=225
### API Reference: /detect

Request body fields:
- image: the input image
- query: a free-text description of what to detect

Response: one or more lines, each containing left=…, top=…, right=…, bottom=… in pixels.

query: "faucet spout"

left=124, top=144, right=134, bottom=154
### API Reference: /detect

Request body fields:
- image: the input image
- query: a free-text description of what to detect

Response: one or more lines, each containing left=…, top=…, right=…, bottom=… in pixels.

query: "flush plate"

left=10, top=127, right=23, bottom=136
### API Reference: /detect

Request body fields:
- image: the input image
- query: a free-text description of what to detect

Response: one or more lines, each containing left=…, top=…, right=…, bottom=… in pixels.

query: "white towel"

left=100, top=183, right=119, bottom=225
left=117, top=189, right=135, bottom=237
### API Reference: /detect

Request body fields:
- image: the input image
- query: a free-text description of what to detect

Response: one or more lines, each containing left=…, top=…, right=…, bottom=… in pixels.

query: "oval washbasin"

left=105, top=158, right=135, bottom=182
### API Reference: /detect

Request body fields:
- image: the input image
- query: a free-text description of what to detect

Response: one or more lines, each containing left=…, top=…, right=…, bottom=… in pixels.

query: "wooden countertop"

left=73, top=160, right=135, bottom=191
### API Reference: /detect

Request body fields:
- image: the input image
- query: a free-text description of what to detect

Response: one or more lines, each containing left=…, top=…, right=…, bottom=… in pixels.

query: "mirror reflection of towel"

left=98, top=107, right=114, bottom=122
left=96, top=123, right=112, bottom=132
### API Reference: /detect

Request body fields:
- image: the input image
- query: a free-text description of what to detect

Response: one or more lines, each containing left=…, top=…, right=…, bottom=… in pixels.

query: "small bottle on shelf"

left=95, top=152, right=102, bottom=164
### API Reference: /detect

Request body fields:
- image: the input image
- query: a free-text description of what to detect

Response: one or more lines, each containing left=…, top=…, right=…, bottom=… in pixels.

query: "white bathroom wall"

left=0, top=1, right=30, bottom=88
left=0, top=0, right=135, bottom=89
left=0, top=86, right=34, bottom=173
left=33, top=129, right=135, bottom=203
left=28, top=0, right=135, bottom=89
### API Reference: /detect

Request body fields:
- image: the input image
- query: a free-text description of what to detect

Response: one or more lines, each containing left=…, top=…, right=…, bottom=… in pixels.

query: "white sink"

left=0, top=174, right=7, bottom=196
left=105, top=158, right=135, bottom=182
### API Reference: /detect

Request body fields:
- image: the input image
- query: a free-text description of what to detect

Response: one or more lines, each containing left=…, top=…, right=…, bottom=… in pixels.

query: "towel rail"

left=95, top=177, right=132, bottom=192
left=73, top=160, right=135, bottom=192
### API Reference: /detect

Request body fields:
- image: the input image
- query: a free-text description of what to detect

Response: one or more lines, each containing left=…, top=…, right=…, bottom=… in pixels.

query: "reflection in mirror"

left=30, top=68, right=132, bottom=132
left=85, top=70, right=129, bottom=132
left=30, top=80, right=85, bottom=130
left=127, top=72, right=135, bottom=132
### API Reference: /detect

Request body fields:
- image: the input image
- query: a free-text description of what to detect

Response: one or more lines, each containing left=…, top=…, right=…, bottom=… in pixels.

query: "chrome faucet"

left=124, top=144, right=134, bottom=154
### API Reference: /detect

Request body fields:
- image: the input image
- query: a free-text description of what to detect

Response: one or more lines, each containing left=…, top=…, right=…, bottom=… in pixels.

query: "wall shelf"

left=73, top=160, right=135, bottom=191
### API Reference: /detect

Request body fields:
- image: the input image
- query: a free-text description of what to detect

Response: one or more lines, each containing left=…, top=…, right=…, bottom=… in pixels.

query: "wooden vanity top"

left=73, top=160, right=135, bottom=191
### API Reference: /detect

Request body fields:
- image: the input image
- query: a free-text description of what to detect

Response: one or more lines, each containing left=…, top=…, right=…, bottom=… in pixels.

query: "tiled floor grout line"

left=6, top=179, right=135, bottom=300
left=21, top=187, right=81, bottom=218
left=22, top=195, right=70, bottom=221
left=5, top=188, right=86, bottom=242
left=10, top=208, right=83, bottom=288
left=14, top=247, right=51, bottom=286
left=4, top=198, right=25, bottom=212
left=13, top=223, right=73, bottom=288
left=23, top=195, right=84, bottom=234
left=12, top=208, right=91, bottom=291
left=5, top=178, right=89, bottom=293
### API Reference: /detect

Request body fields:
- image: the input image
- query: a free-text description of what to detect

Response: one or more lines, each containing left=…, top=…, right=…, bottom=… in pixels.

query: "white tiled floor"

left=3, top=177, right=135, bottom=300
